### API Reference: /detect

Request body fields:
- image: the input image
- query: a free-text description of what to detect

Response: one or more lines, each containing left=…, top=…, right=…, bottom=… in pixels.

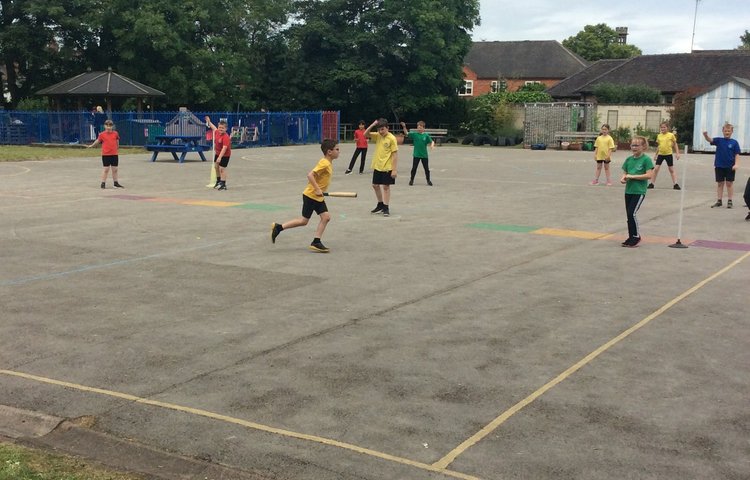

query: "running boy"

left=87, top=119, right=123, bottom=189
left=345, top=120, right=368, bottom=175
left=364, top=118, right=398, bottom=216
left=703, top=123, right=740, bottom=208
left=619, top=136, right=654, bottom=247
left=270, top=139, right=339, bottom=253
left=649, top=122, right=681, bottom=190
left=205, top=116, right=231, bottom=190
left=400, top=120, right=435, bottom=186
left=591, top=124, right=616, bottom=186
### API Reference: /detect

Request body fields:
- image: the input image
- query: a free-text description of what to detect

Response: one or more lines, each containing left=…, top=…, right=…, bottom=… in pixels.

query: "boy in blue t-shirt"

left=703, top=123, right=740, bottom=209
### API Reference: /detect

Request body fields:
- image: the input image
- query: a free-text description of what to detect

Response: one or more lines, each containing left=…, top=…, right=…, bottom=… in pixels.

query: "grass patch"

left=0, top=146, right=144, bottom=162
left=0, top=442, right=144, bottom=480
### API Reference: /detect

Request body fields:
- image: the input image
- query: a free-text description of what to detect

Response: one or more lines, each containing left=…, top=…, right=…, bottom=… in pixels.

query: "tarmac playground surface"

left=1, top=143, right=749, bottom=480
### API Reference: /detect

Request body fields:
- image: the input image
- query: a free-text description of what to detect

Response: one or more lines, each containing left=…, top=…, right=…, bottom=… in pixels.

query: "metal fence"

left=523, top=102, right=596, bottom=147
left=0, top=110, right=340, bottom=147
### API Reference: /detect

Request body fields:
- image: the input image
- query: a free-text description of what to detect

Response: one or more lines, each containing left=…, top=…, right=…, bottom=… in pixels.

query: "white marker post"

left=669, top=145, right=689, bottom=248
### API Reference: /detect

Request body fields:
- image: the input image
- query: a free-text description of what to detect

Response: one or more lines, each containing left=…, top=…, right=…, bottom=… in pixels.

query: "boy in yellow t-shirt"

left=270, top=139, right=339, bottom=253
left=364, top=118, right=399, bottom=217
left=648, top=122, right=681, bottom=190
left=590, top=124, right=616, bottom=186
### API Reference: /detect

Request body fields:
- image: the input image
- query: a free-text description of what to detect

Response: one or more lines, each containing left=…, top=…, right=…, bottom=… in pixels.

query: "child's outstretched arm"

left=87, top=138, right=100, bottom=148
left=205, top=116, right=216, bottom=131
left=364, top=120, right=378, bottom=135
left=702, top=130, right=712, bottom=143
left=400, top=122, right=409, bottom=135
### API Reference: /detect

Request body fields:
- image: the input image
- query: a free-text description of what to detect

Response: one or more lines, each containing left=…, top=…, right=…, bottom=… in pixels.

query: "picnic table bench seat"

left=146, top=135, right=210, bottom=163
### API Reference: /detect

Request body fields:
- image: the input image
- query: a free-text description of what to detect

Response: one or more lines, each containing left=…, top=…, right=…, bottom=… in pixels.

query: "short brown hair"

left=321, top=138, right=337, bottom=154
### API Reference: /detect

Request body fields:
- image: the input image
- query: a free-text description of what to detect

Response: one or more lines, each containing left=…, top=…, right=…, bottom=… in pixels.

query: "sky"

left=471, top=0, right=750, bottom=54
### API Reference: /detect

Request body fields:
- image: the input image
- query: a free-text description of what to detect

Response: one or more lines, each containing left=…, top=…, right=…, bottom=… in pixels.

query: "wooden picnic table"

left=146, top=135, right=210, bottom=163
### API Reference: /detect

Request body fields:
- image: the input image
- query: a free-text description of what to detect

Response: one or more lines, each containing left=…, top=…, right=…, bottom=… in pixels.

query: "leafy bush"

left=612, top=126, right=631, bottom=143
left=634, top=123, right=657, bottom=144
left=462, top=90, right=552, bottom=134
left=670, top=89, right=698, bottom=147
left=15, top=97, right=48, bottom=111
left=592, top=83, right=661, bottom=104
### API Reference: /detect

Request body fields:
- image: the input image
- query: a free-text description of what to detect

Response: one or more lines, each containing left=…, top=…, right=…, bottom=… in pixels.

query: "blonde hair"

left=631, top=135, right=649, bottom=149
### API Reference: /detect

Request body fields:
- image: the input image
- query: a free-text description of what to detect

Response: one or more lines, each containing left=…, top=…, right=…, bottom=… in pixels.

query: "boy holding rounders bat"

left=271, top=139, right=339, bottom=253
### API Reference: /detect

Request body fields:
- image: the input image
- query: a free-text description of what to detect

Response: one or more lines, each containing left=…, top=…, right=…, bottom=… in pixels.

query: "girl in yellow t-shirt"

left=649, top=122, right=681, bottom=190
left=590, top=124, right=616, bottom=186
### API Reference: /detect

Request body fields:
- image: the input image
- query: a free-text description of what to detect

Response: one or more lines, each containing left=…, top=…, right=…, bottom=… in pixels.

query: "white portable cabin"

left=693, top=76, right=749, bottom=152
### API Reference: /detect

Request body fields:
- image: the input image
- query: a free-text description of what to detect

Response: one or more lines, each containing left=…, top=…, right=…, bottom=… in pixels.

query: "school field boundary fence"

left=0, top=110, right=340, bottom=147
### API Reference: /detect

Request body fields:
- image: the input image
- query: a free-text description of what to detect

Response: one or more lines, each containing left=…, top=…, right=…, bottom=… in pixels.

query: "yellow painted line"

left=0, top=369, right=480, bottom=480
left=532, top=228, right=607, bottom=240
left=432, top=251, right=750, bottom=470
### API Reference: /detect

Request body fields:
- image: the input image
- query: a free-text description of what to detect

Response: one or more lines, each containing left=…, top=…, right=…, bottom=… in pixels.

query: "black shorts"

left=214, top=154, right=230, bottom=168
left=372, top=169, right=395, bottom=185
left=655, top=154, right=674, bottom=167
left=301, top=194, right=328, bottom=219
left=595, top=160, right=611, bottom=164
left=102, top=155, right=119, bottom=167
left=715, top=167, right=736, bottom=183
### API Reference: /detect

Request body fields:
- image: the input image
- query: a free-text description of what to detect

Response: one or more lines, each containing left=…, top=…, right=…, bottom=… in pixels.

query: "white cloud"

left=472, top=0, right=750, bottom=54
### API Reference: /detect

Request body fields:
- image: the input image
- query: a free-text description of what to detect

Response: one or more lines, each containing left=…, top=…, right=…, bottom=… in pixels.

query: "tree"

left=285, top=0, right=479, bottom=121
left=91, top=0, right=292, bottom=110
left=0, top=0, right=100, bottom=109
left=562, top=24, right=641, bottom=61
left=739, top=30, right=750, bottom=50
left=669, top=88, right=700, bottom=148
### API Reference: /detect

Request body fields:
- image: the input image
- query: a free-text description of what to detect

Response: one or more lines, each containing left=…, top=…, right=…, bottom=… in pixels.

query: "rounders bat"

left=323, top=192, right=357, bottom=198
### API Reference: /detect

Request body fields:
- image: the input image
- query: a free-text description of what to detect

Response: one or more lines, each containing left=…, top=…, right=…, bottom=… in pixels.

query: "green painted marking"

left=233, top=203, right=290, bottom=211
left=467, top=223, right=539, bottom=233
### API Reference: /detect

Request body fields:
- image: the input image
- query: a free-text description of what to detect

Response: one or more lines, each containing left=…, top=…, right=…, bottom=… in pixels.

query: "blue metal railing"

left=0, top=110, right=340, bottom=147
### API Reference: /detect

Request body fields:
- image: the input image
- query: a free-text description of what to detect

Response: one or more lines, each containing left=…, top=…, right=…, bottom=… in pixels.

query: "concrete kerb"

left=0, top=404, right=269, bottom=480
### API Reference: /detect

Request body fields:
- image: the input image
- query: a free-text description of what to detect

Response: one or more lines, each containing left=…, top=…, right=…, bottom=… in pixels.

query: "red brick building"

left=461, top=41, right=588, bottom=97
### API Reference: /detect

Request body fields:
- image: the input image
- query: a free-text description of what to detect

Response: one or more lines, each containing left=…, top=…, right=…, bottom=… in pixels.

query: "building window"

left=645, top=110, right=661, bottom=132
left=607, top=110, right=618, bottom=129
left=490, top=81, right=498, bottom=93
left=459, top=80, right=473, bottom=96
